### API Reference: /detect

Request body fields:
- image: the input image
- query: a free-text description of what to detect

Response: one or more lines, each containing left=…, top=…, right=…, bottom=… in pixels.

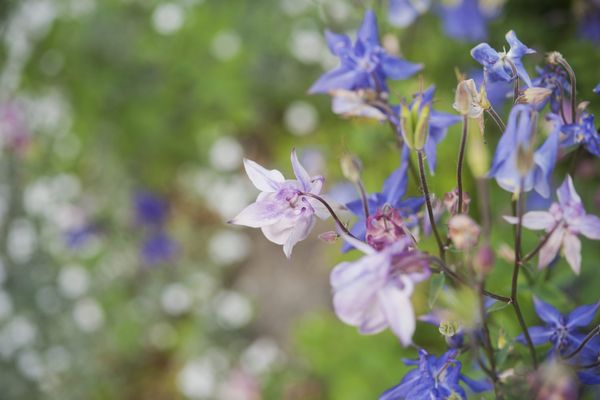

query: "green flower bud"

left=414, top=104, right=430, bottom=151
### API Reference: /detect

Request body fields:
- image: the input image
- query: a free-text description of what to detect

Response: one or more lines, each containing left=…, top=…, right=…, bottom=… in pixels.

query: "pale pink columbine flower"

left=330, top=235, right=430, bottom=346
left=504, top=175, right=600, bottom=274
left=229, top=149, right=326, bottom=258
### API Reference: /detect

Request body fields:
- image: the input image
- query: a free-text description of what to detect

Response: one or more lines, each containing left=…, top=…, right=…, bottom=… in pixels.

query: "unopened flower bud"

left=399, top=101, right=415, bottom=150
left=318, top=231, right=339, bottom=243
left=340, top=153, right=362, bottom=183
left=474, top=245, right=495, bottom=276
left=443, top=188, right=471, bottom=215
left=453, top=80, right=473, bottom=116
left=546, top=51, right=564, bottom=66
left=448, top=214, right=480, bottom=250
left=439, top=320, right=459, bottom=338
left=521, top=87, right=552, bottom=107
left=414, top=104, right=430, bottom=150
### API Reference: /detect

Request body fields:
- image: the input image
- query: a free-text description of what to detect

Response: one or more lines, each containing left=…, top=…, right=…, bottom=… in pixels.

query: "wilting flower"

left=448, top=214, right=480, bottom=250
left=396, top=86, right=462, bottom=172
left=471, top=30, right=536, bottom=87
left=388, top=0, right=430, bottom=28
left=504, top=175, right=600, bottom=274
left=560, top=111, right=600, bottom=158
left=330, top=236, right=429, bottom=345
left=141, top=231, right=178, bottom=266
left=309, top=10, right=422, bottom=95
left=344, top=159, right=423, bottom=251
left=380, top=349, right=491, bottom=399
left=230, top=150, right=326, bottom=258
left=489, top=105, right=559, bottom=198
left=528, top=360, right=579, bottom=400
left=517, top=297, right=600, bottom=357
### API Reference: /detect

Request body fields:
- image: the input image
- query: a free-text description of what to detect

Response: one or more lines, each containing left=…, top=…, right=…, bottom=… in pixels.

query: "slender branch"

left=486, top=107, right=506, bottom=132
left=356, top=180, right=370, bottom=227
left=511, top=185, right=539, bottom=368
left=416, top=150, right=446, bottom=261
left=562, top=325, right=600, bottom=360
left=457, top=116, right=468, bottom=215
left=478, top=281, right=503, bottom=399
left=302, top=192, right=357, bottom=239
left=520, top=223, right=559, bottom=265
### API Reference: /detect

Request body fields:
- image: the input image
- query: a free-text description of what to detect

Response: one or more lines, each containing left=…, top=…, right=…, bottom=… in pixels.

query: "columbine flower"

left=532, top=65, right=571, bottom=114
left=504, top=175, right=600, bottom=274
left=330, top=236, right=430, bottom=345
left=134, top=191, right=169, bottom=227
left=437, top=0, right=493, bottom=42
left=365, top=206, right=413, bottom=251
left=330, top=89, right=388, bottom=121
left=517, top=297, right=600, bottom=357
left=396, top=86, right=462, bottom=173
left=576, top=337, right=600, bottom=385
left=380, top=349, right=491, bottom=399
left=488, top=105, right=559, bottom=198
left=471, top=30, right=536, bottom=87
left=388, top=0, right=431, bottom=28
left=344, top=159, right=423, bottom=251
left=141, top=231, right=178, bottom=266
left=443, top=188, right=471, bottom=216
left=560, top=111, right=600, bottom=158
left=309, top=10, right=422, bottom=94
left=229, top=150, right=326, bottom=258
left=594, top=83, right=600, bottom=95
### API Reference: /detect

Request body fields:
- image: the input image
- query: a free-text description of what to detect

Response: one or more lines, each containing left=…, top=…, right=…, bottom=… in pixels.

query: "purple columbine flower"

left=308, top=10, right=422, bottom=95
left=388, top=0, right=430, bottom=28
left=229, top=149, right=326, bottom=258
left=560, top=112, right=600, bottom=158
left=330, top=235, right=430, bottom=345
left=488, top=105, right=559, bottom=198
left=504, top=175, right=600, bottom=274
left=134, top=191, right=169, bottom=227
left=471, top=30, right=536, bottom=88
left=517, top=297, right=600, bottom=357
left=343, top=157, right=423, bottom=252
left=380, top=349, right=491, bottom=399
left=141, top=231, right=178, bottom=266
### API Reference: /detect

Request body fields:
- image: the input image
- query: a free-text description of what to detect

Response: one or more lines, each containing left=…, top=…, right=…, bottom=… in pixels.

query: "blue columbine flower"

left=577, top=336, right=600, bottom=385
left=517, top=297, right=600, bottom=357
left=471, top=30, right=536, bottom=88
left=134, top=191, right=169, bottom=227
left=141, top=231, right=178, bottom=266
left=343, top=157, right=423, bottom=252
left=309, top=10, right=422, bottom=94
left=594, top=83, right=600, bottom=95
left=437, top=0, right=489, bottom=42
left=561, top=112, right=600, bottom=158
left=532, top=65, right=572, bottom=115
left=388, top=0, right=431, bottom=28
left=380, top=349, right=491, bottom=399
left=488, top=105, right=560, bottom=198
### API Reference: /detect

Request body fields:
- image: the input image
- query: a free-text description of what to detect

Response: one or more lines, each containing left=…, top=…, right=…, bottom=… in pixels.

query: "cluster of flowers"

left=231, top=9, right=600, bottom=399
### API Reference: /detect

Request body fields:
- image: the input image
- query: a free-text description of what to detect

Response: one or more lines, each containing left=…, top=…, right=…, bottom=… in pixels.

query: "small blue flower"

left=578, top=4, right=600, bottom=44
left=488, top=105, right=560, bottom=198
left=380, top=349, right=491, bottom=400
left=437, top=0, right=488, bottom=42
left=561, top=112, right=600, bottom=158
left=517, top=297, right=600, bottom=357
left=471, top=30, right=536, bottom=87
left=134, top=191, right=169, bottom=227
left=343, top=157, right=423, bottom=252
left=388, top=0, right=430, bottom=28
left=141, top=231, right=178, bottom=266
left=309, top=10, right=422, bottom=94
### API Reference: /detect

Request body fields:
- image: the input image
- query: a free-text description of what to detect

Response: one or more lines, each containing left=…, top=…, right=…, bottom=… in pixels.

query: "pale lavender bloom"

left=330, top=235, right=430, bottom=345
left=229, top=150, right=326, bottom=258
left=504, top=175, right=600, bottom=274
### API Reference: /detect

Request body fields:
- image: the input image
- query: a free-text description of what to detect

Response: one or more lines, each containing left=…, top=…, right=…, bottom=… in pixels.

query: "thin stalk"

left=356, top=180, right=370, bottom=228
left=302, top=192, right=357, bottom=239
left=486, top=107, right=506, bottom=132
left=478, top=281, right=503, bottom=399
left=476, top=178, right=492, bottom=239
left=520, top=223, right=560, bottom=265
left=562, top=325, right=600, bottom=360
left=511, top=185, right=539, bottom=368
left=556, top=58, right=577, bottom=123
left=457, top=116, right=468, bottom=215
left=417, top=150, right=446, bottom=261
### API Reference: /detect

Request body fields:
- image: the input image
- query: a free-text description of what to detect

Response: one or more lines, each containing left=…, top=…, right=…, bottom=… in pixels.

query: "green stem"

left=416, top=151, right=446, bottom=261
left=457, top=116, right=468, bottom=215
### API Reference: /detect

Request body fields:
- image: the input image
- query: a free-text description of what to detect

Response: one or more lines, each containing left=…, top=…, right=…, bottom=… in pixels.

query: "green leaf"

left=428, top=273, right=446, bottom=309
left=487, top=300, right=511, bottom=314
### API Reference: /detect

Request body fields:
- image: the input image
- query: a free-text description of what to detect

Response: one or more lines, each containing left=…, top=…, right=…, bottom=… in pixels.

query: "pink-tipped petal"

left=243, top=158, right=285, bottom=192
left=503, top=212, right=555, bottom=230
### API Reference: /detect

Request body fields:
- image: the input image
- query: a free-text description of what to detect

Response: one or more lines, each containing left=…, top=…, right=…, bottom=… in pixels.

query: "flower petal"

left=308, top=66, right=364, bottom=94
left=377, top=279, right=415, bottom=346
left=357, top=9, right=379, bottom=45
left=503, top=211, right=556, bottom=230
left=533, top=297, right=562, bottom=325
left=460, top=374, right=492, bottom=393
left=243, top=158, right=285, bottom=192
left=283, top=212, right=315, bottom=258
left=291, top=148, right=312, bottom=191
left=470, top=43, right=500, bottom=68
left=572, top=214, right=600, bottom=240
left=566, top=301, right=600, bottom=329
left=381, top=55, right=422, bottom=80
left=324, top=30, right=351, bottom=56
left=538, top=225, right=564, bottom=269
left=382, top=165, right=408, bottom=206
left=516, top=326, right=553, bottom=345
left=533, top=126, right=559, bottom=198
left=229, top=200, right=285, bottom=228
left=557, top=175, right=582, bottom=210
left=562, top=231, right=582, bottom=275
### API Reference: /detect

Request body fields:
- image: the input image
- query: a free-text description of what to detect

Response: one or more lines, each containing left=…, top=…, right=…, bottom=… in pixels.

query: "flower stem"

left=556, top=57, right=577, bottom=123
left=302, top=192, right=357, bottom=240
left=562, top=325, right=600, bottom=360
left=486, top=107, right=506, bottom=132
left=416, top=150, right=446, bottom=261
left=505, top=58, right=520, bottom=102
left=478, top=281, right=503, bottom=399
left=520, top=223, right=559, bottom=265
left=511, top=186, right=539, bottom=368
left=457, top=116, right=468, bottom=215
left=356, top=180, right=370, bottom=228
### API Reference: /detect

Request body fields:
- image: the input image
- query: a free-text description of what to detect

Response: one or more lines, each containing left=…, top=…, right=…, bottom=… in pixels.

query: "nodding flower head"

left=366, top=206, right=412, bottom=251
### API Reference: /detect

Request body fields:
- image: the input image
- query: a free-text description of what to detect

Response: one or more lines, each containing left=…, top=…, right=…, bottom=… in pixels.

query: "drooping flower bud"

left=318, top=231, right=339, bottom=243
left=340, top=153, right=363, bottom=184
left=443, top=188, right=471, bottom=215
left=546, top=51, right=565, bottom=66
left=448, top=214, right=480, bottom=250
left=520, top=87, right=552, bottom=107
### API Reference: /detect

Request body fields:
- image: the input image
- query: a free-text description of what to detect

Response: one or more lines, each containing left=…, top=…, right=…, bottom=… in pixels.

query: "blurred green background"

left=0, top=0, right=599, bottom=398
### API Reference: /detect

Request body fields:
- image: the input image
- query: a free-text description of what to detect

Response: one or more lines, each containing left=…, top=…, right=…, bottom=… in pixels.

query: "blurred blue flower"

left=309, top=10, right=422, bottom=94
left=65, top=225, right=97, bottom=249
left=380, top=349, right=491, bottom=399
left=141, top=231, right=178, bottom=266
left=579, top=5, right=600, bottom=44
left=517, top=297, right=600, bottom=357
left=388, top=0, right=430, bottom=28
left=577, top=337, right=600, bottom=385
left=594, top=83, right=600, bottom=95
left=471, top=30, right=535, bottom=87
left=437, top=0, right=488, bottom=42
left=343, top=157, right=423, bottom=252
left=532, top=66, right=571, bottom=115
left=488, top=105, right=559, bottom=198
left=134, top=191, right=169, bottom=227
left=561, top=112, right=600, bottom=157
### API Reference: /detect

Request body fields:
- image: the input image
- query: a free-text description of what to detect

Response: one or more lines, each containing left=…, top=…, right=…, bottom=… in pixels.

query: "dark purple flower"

left=380, top=349, right=491, bottom=399
left=141, top=231, right=178, bottom=266
left=517, top=297, right=600, bottom=357
left=309, top=10, right=422, bottom=94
